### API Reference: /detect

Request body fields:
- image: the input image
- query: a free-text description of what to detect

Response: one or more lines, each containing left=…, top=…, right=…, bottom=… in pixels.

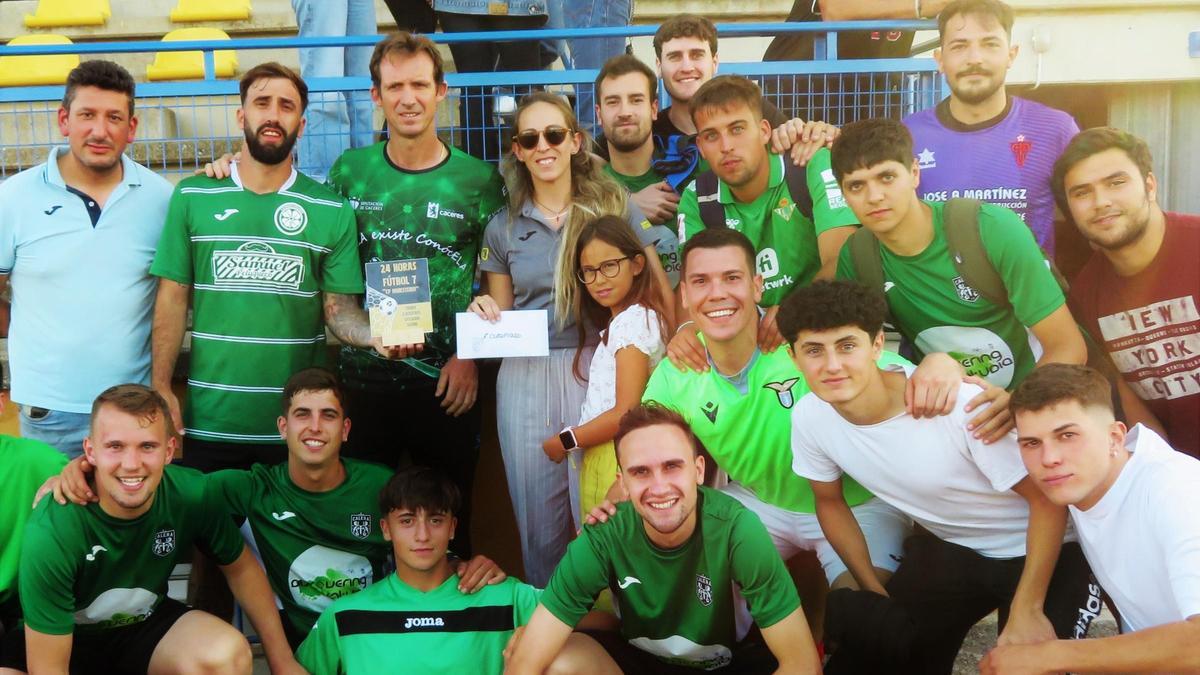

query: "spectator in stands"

left=506, top=403, right=823, bottom=674
left=1053, top=127, right=1200, bottom=459
left=905, top=0, right=1079, bottom=258
left=781, top=280, right=1095, bottom=674
left=291, top=0, right=378, bottom=181
left=0, top=60, right=172, bottom=458
left=832, top=119, right=1086, bottom=401
left=151, top=62, right=374, bottom=618
left=983, top=364, right=1200, bottom=673
left=545, top=0, right=634, bottom=135
left=435, top=0, right=549, bottom=162
left=669, top=75, right=855, bottom=370
left=762, top=0, right=954, bottom=124
left=296, top=466, right=542, bottom=674
left=45, top=367, right=506, bottom=650
left=2, top=385, right=302, bottom=675
left=468, top=92, right=672, bottom=586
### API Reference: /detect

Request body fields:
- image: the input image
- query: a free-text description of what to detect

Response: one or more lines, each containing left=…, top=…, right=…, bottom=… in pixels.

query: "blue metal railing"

left=0, top=22, right=944, bottom=177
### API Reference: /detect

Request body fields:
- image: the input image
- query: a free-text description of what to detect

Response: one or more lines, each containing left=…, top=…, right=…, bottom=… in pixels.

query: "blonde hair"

left=500, top=92, right=629, bottom=329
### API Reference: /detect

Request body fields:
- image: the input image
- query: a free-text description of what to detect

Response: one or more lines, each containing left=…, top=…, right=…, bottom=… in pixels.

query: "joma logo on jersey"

left=350, top=513, right=372, bottom=539
left=696, top=574, right=713, bottom=607
left=153, top=529, right=175, bottom=557
left=951, top=276, right=980, bottom=303
left=404, top=616, right=446, bottom=629
left=426, top=202, right=465, bottom=220
left=213, top=242, right=305, bottom=291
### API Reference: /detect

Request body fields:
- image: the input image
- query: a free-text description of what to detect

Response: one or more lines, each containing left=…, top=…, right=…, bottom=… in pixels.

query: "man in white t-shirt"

left=777, top=279, right=1095, bottom=674
left=980, top=363, right=1200, bottom=673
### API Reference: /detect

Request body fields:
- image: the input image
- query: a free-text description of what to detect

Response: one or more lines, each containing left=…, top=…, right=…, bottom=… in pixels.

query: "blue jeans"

left=18, top=405, right=90, bottom=459
left=545, top=0, right=633, bottom=136
left=291, top=0, right=376, bottom=180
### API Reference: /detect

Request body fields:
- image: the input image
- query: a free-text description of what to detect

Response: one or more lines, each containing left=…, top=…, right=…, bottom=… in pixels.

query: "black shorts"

left=580, top=629, right=778, bottom=675
left=179, top=437, right=286, bottom=473
left=0, top=597, right=192, bottom=675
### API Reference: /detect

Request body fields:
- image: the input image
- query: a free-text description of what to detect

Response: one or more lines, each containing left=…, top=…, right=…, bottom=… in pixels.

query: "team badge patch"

left=153, top=529, right=176, bottom=557
left=696, top=574, right=713, bottom=607
left=350, top=513, right=372, bottom=540
left=1010, top=135, right=1032, bottom=168
left=952, top=276, right=980, bottom=303
left=274, top=202, right=308, bottom=236
left=763, top=378, right=801, bottom=409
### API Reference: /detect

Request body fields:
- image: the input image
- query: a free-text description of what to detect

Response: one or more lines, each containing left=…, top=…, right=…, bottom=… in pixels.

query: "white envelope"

left=455, top=310, right=551, bottom=359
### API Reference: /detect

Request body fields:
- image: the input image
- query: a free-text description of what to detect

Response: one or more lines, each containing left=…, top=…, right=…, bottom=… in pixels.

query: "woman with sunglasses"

left=469, top=91, right=673, bottom=586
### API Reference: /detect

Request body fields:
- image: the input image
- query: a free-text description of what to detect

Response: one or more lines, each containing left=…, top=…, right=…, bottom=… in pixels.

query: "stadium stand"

left=0, top=34, right=77, bottom=85
left=146, top=27, right=238, bottom=80
left=23, top=0, right=110, bottom=28
left=169, top=0, right=251, bottom=24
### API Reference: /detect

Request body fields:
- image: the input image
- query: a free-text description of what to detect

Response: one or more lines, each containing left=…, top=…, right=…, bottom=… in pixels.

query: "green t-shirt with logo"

left=19, top=465, right=244, bottom=635
left=600, top=164, right=683, bottom=286
left=1, top=436, right=67, bottom=607
left=150, top=165, right=365, bottom=443
left=297, top=572, right=540, bottom=675
left=836, top=200, right=1065, bottom=390
left=208, top=459, right=394, bottom=637
left=541, top=487, right=798, bottom=670
left=677, top=149, right=857, bottom=306
left=643, top=345, right=902, bottom=513
left=327, top=143, right=507, bottom=392
left=603, top=164, right=661, bottom=194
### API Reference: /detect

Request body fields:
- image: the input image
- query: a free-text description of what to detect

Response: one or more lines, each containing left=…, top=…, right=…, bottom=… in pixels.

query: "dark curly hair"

left=776, top=280, right=888, bottom=346
left=830, top=118, right=914, bottom=184
left=64, top=60, right=136, bottom=115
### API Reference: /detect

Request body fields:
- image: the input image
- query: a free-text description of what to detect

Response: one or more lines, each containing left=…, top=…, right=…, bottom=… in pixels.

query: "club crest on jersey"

left=274, top=202, right=308, bottom=236
left=696, top=574, right=713, bottom=606
left=153, top=529, right=176, bottom=557
left=350, top=513, right=372, bottom=540
left=1010, top=135, right=1032, bottom=168
left=952, top=276, right=980, bottom=303
left=763, top=378, right=801, bottom=409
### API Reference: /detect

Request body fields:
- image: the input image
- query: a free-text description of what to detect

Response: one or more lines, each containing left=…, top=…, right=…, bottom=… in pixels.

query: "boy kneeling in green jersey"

left=297, top=467, right=543, bottom=674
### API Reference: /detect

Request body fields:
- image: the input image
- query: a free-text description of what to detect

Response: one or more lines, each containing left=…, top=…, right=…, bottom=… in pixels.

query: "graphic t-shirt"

left=327, top=143, right=507, bottom=393
left=1069, top=212, right=1200, bottom=459
left=792, top=374, right=1031, bottom=558
left=905, top=97, right=1079, bottom=254
left=643, top=345, right=902, bottom=513
left=541, top=487, right=799, bottom=670
left=0, top=436, right=67, bottom=605
left=208, top=459, right=394, bottom=637
left=296, top=573, right=540, bottom=675
left=837, top=201, right=1065, bottom=390
left=19, top=466, right=244, bottom=635
left=1068, top=425, right=1200, bottom=632
left=678, top=150, right=857, bottom=306
left=150, top=164, right=365, bottom=443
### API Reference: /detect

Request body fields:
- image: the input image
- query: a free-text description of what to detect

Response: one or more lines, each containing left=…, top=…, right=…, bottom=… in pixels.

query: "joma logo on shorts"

left=404, top=616, right=445, bottom=629
left=212, top=242, right=305, bottom=290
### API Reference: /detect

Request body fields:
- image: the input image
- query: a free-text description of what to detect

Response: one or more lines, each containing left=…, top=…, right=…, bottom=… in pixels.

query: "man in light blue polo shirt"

left=0, top=61, right=172, bottom=458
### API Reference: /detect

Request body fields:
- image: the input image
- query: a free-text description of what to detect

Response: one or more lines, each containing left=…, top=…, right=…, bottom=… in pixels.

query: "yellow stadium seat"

left=0, top=35, right=80, bottom=87
left=24, top=0, right=110, bottom=28
left=169, top=0, right=252, bottom=23
left=146, top=28, right=238, bottom=81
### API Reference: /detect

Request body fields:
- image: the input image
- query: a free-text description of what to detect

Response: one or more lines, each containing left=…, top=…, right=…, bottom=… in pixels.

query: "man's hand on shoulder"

left=455, top=554, right=507, bottom=593
left=963, top=375, right=1015, bottom=444
left=631, top=181, right=681, bottom=225
left=906, top=352, right=965, bottom=418
left=35, top=454, right=98, bottom=507
left=770, top=119, right=839, bottom=167
left=666, top=322, right=708, bottom=372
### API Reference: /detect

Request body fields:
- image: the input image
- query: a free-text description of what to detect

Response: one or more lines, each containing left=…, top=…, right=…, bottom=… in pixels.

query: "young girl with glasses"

left=470, top=92, right=673, bottom=586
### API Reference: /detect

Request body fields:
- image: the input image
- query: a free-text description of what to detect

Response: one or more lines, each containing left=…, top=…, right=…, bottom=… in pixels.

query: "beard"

left=947, top=67, right=1005, bottom=106
left=244, top=122, right=299, bottom=165
left=1084, top=203, right=1153, bottom=251
left=606, top=123, right=652, bottom=154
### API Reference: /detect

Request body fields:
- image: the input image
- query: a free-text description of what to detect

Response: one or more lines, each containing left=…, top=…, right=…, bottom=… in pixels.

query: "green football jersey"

left=150, top=165, right=365, bottom=443
left=208, top=459, right=394, bottom=637
left=603, top=164, right=661, bottom=193
left=643, top=345, right=904, bottom=513
left=296, top=573, right=540, bottom=675
left=1, top=436, right=67, bottom=606
left=677, top=149, right=858, bottom=306
left=19, top=466, right=244, bottom=635
left=541, top=487, right=799, bottom=670
left=326, top=143, right=506, bottom=392
left=601, top=163, right=684, bottom=285
left=836, top=201, right=1065, bottom=390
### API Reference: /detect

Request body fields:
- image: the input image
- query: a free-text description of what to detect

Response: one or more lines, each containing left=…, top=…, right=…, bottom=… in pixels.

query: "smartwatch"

left=558, top=427, right=579, bottom=451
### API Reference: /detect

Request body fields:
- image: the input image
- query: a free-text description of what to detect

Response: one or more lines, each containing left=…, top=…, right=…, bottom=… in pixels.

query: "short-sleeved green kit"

left=837, top=201, right=1065, bottom=389
left=1, top=436, right=66, bottom=606
left=327, top=143, right=507, bottom=392
left=296, top=573, right=540, bottom=675
left=150, top=166, right=365, bottom=442
left=19, top=466, right=244, bottom=635
left=677, top=149, right=857, bottom=306
left=207, top=459, right=394, bottom=636
left=644, top=346, right=901, bottom=513
left=540, top=488, right=799, bottom=670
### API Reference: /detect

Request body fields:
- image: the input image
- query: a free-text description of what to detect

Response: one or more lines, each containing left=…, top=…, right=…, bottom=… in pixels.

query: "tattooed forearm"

left=323, top=292, right=373, bottom=348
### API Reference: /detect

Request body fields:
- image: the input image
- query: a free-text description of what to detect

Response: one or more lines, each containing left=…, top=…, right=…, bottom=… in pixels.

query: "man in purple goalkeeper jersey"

left=904, top=0, right=1078, bottom=257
